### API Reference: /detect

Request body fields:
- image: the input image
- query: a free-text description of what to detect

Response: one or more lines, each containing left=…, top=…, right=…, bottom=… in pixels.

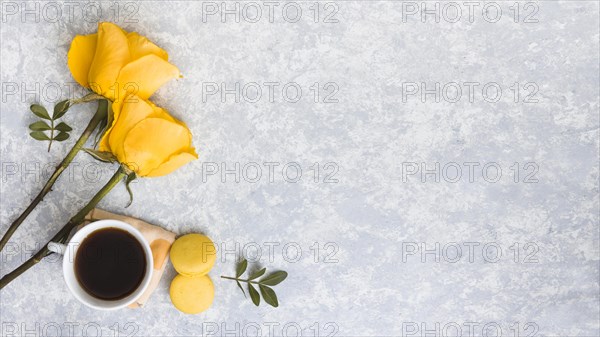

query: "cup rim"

left=62, top=219, right=154, bottom=310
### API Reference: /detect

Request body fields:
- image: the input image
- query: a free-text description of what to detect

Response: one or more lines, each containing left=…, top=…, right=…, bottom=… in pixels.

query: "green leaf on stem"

left=93, top=117, right=108, bottom=147
left=248, top=284, right=260, bottom=306
left=83, top=148, right=116, bottom=163
left=29, top=121, right=51, bottom=131
left=236, top=280, right=247, bottom=298
left=28, top=100, right=74, bottom=150
left=124, top=172, right=137, bottom=208
left=92, top=99, right=110, bottom=148
left=248, top=268, right=266, bottom=280
left=106, top=101, right=114, bottom=127
left=53, top=100, right=71, bottom=119
left=236, top=258, right=248, bottom=278
left=55, top=122, right=72, bottom=132
left=73, top=92, right=104, bottom=104
left=30, top=104, right=50, bottom=119
left=53, top=132, right=70, bottom=141
left=30, top=131, right=50, bottom=141
left=222, top=258, right=287, bottom=308
left=259, top=285, right=278, bottom=307
left=259, top=271, right=288, bottom=286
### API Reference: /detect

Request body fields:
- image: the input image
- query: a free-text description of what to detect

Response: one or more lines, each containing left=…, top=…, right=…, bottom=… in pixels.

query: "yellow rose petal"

left=127, top=32, right=169, bottom=61
left=122, top=118, right=192, bottom=176
left=107, top=96, right=155, bottom=159
left=150, top=104, right=179, bottom=124
left=100, top=96, right=182, bottom=155
left=116, top=54, right=180, bottom=100
left=67, top=34, right=97, bottom=88
left=88, top=22, right=130, bottom=100
left=146, top=151, right=198, bottom=177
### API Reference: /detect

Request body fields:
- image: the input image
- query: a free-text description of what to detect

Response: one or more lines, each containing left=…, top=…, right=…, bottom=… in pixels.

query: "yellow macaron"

left=170, top=234, right=216, bottom=276
left=170, top=274, right=214, bottom=314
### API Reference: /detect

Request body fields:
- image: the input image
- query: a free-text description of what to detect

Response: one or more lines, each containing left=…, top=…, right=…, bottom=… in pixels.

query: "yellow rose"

left=99, top=95, right=197, bottom=177
left=68, top=22, right=180, bottom=102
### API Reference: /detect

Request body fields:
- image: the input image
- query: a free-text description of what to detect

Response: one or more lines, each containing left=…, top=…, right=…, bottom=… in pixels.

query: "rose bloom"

left=99, top=95, right=197, bottom=177
left=68, top=22, right=180, bottom=102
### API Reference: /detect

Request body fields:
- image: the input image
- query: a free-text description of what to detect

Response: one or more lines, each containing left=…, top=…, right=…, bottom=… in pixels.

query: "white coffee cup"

left=48, top=219, right=154, bottom=310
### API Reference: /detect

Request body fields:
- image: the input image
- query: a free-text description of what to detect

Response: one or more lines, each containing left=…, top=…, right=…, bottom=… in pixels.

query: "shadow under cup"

left=61, top=220, right=153, bottom=310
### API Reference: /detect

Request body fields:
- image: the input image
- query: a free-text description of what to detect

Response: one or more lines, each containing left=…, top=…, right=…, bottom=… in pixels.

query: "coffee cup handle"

left=48, top=242, right=67, bottom=256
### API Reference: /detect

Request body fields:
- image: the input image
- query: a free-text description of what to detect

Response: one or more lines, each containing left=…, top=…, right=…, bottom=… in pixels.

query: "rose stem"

left=0, top=165, right=127, bottom=289
left=0, top=99, right=108, bottom=252
left=47, top=118, right=54, bottom=152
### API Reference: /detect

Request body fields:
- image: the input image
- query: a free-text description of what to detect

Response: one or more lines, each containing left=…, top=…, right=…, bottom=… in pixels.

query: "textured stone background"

left=1, top=1, right=598, bottom=336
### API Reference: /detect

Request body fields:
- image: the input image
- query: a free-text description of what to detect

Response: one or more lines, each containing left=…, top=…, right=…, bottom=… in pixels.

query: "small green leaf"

left=236, top=258, right=248, bottom=278
left=73, top=92, right=104, bottom=104
left=92, top=99, right=110, bottom=148
left=124, top=172, right=137, bottom=208
left=55, top=122, right=72, bottom=132
left=30, top=104, right=50, bottom=119
left=106, top=101, right=114, bottom=127
left=83, top=148, right=117, bottom=163
left=236, top=280, right=247, bottom=298
left=259, top=271, right=288, bottom=286
left=248, top=284, right=260, bottom=306
left=53, top=100, right=71, bottom=119
left=259, top=285, right=278, bottom=307
left=93, top=117, right=108, bottom=147
left=28, top=121, right=51, bottom=131
left=29, top=131, right=50, bottom=141
left=248, top=268, right=267, bottom=280
left=53, top=132, right=70, bottom=141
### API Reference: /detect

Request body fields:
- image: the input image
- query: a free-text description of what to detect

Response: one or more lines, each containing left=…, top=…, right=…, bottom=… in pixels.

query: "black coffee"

left=75, top=227, right=146, bottom=300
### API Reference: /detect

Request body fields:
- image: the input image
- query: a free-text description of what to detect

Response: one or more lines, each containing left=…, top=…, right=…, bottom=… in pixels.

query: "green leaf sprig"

left=221, top=258, right=288, bottom=308
left=27, top=94, right=103, bottom=152
left=29, top=100, right=73, bottom=152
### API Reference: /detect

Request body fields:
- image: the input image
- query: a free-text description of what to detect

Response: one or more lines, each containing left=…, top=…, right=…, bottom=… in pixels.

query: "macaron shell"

left=170, top=274, right=215, bottom=314
left=170, top=234, right=217, bottom=276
